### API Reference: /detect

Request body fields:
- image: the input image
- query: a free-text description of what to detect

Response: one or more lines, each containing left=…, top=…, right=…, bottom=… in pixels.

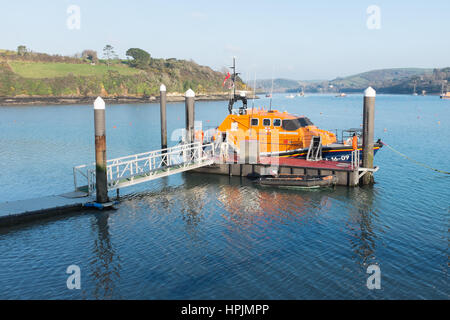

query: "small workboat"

left=254, top=174, right=338, bottom=189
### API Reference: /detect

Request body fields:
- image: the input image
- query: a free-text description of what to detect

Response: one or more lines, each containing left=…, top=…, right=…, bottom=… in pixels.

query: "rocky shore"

left=0, top=93, right=258, bottom=106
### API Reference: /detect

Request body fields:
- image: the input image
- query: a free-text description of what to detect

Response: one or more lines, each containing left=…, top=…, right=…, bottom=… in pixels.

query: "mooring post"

left=160, top=84, right=168, bottom=164
left=185, top=89, right=195, bottom=145
left=362, top=87, right=376, bottom=185
left=94, top=97, right=109, bottom=203
left=160, top=84, right=167, bottom=149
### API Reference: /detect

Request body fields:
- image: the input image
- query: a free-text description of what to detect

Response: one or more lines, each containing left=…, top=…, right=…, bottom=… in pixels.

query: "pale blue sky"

left=1, top=0, right=449, bottom=79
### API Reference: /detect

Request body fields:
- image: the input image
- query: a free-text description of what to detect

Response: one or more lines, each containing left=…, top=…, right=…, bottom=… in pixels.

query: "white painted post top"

left=160, top=84, right=166, bottom=92
left=94, top=96, right=105, bottom=109
left=185, top=88, right=195, bottom=97
left=364, top=87, right=376, bottom=97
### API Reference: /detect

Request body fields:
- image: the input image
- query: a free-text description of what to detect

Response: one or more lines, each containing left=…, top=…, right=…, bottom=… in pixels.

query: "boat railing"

left=332, top=128, right=363, bottom=144
left=231, top=108, right=248, bottom=115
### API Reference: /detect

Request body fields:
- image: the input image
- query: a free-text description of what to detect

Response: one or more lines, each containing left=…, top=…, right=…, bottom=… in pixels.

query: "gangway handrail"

left=73, top=142, right=215, bottom=195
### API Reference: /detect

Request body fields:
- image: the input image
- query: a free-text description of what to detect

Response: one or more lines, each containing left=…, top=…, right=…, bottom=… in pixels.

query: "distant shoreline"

left=0, top=93, right=258, bottom=106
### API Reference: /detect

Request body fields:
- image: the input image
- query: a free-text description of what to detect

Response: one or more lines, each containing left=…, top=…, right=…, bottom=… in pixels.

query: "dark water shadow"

left=84, top=211, right=122, bottom=299
left=331, top=186, right=383, bottom=268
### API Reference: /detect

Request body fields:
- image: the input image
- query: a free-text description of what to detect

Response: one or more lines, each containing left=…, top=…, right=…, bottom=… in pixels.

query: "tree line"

left=4, top=45, right=154, bottom=70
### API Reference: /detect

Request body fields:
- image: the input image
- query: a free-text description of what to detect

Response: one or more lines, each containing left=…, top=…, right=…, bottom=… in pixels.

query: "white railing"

left=74, top=142, right=215, bottom=195
left=350, top=149, right=360, bottom=169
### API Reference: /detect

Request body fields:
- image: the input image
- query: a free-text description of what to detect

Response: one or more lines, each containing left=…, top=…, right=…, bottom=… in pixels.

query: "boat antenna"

left=230, top=57, right=239, bottom=98
left=227, top=57, right=247, bottom=114
left=269, top=68, right=274, bottom=111
left=252, top=71, right=256, bottom=109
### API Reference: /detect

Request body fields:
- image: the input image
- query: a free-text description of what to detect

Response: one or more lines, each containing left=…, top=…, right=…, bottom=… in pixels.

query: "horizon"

left=1, top=0, right=449, bottom=80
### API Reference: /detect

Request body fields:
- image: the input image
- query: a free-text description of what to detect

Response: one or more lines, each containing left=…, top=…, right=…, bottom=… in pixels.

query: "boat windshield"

left=282, top=117, right=314, bottom=131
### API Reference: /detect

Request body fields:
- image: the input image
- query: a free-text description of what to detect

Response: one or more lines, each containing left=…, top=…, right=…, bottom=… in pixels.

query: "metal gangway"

left=73, top=142, right=215, bottom=195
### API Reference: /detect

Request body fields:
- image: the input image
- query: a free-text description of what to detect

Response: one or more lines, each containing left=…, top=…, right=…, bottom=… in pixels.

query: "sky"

left=1, top=0, right=449, bottom=80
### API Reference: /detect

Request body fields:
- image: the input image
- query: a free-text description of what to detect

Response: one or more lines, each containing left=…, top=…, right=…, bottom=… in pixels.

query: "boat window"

left=251, top=118, right=259, bottom=126
left=263, top=118, right=271, bottom=126
left=273, top=119, right=281, bottom=127
left=282, top=117, right=314, bottom=131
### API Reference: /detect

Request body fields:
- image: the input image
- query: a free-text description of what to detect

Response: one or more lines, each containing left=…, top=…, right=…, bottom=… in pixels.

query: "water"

left=0, top=94, right=448, bottom=299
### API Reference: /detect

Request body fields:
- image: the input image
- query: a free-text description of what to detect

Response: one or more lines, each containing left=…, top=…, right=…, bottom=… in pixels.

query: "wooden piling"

left=94, top=97, right=109, bottom=203
left=185, top=89, right=195, bottom=144
left=160, top=84, right=167, bottom=150
left=362, top=87, right=376, bottom=185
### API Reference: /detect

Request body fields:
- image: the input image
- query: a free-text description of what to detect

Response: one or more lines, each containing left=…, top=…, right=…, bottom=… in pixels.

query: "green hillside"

left=330, top=68, right=433, bottom=89
left=284, top=67, right=449, bottom=94
left=0, top=47, right=245, bottom=98
left=8, top=61, right=141, bottom=78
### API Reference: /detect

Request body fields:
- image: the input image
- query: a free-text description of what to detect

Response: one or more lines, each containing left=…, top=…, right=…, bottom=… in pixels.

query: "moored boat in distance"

left=440, top=92, right=450, bottom=99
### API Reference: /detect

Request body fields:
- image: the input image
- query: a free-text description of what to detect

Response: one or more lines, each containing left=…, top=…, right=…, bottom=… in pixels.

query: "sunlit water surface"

left=0, top=94, right=448, bottom=299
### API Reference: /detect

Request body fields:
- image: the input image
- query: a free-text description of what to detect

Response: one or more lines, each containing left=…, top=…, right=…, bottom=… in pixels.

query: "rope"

left=380, top=141, right=450, bottom=175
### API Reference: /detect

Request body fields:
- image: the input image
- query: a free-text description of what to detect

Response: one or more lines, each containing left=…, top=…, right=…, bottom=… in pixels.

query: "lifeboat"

left=213, top=104, right=382, bottom=162
left=212, top=59, right=382, bottom=162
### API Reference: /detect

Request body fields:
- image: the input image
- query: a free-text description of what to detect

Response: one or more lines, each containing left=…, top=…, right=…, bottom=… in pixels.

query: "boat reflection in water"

left=181, top=173, right=382, bottom=268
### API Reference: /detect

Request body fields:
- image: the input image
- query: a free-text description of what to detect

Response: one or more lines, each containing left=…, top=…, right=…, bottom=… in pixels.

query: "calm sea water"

left=0, top=94, right=448, bottom=299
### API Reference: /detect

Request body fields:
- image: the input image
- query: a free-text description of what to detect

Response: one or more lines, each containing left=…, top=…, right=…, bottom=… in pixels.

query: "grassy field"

left=8, top=61, right=142, bottom=78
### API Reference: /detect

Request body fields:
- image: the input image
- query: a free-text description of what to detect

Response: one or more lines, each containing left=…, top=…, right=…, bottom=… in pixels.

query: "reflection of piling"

left=94, top=97, right=109, bottom=203
left=362, top=87, right=375, bottom=185
left=185, top=89, right=195, bottom=145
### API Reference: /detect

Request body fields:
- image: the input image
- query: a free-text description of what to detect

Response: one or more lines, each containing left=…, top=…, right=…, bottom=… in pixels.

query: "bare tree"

left=103, top=45, right=116, bottom=67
